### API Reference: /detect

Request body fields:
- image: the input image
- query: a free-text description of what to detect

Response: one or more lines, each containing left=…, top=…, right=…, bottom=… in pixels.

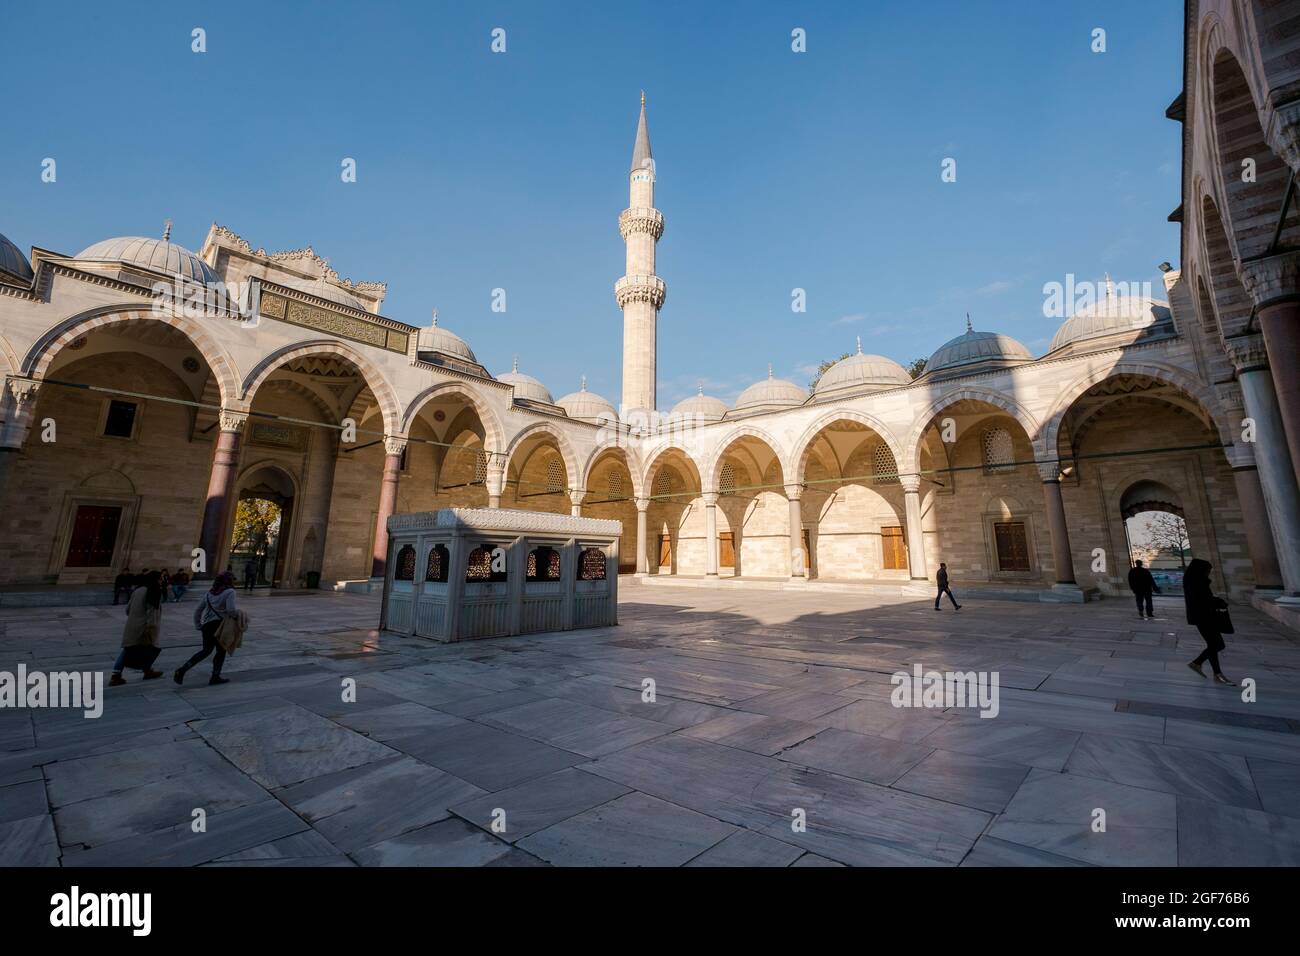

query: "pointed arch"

left=701, top=424, right=791, bottom=493
left=241, top=339, right=402, bottom=435
left=640, top=444, right=703, bottom=498
left=581, top=439, right=645, bottom=500
left=789, top=409, right=904, bottom=483
left=502, top=421, right=580, bottom=492
left=401, top=380, right=505, bottom=453
left=901, top=387, right=1040, bottom=474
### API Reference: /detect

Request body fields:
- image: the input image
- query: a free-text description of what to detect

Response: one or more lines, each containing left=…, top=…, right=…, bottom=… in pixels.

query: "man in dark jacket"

left=934, top=562, right=961, bottom=611
left=1128, top=560, right=1159, bottom=619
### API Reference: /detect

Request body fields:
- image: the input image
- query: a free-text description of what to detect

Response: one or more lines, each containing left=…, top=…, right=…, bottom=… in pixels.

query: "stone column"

left=703, top=492, right=719, bottom=577
left=485, top=456, right=505, bottom=509
left=635, top=497, right=650, bottom=575
left=197, top=410, right=247, bottom=577
left=1239, top=253, right=1300, bottom=478
left=1038, top=460, right=1078, bottom=587
left=1225, top=336, right=1300, bottom=597
left=900, top=474, right=928, bottom=582
left=785, top=483, right=806, bottom=580
left=569, top=489, right=585, bottom=518
left=0, top=378, right=40, bottom=505
left=370, top=437, right=407, bottom=580
left=1228, top=454, right=1284, bottom=591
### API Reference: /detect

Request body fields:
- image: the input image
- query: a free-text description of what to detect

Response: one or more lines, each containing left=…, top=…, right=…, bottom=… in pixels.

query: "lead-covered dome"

left=0, top=232, right=33, bottom=283
left=735, top=367, right=807, bottom=412
left=76, top=235, right=219, bottom=284
left=1050, top=281, right=1173, bottom=353
left=669, top=388, right=729, bottom=422
left=557, top=378, right=617, bottom=423
left=417, top=316, right=477, bottom=363
left=927, top=323, right=1032, bottom=376
left=815, top=340, right=911, bottom=396
left=497, top=359, right=554, bottom=404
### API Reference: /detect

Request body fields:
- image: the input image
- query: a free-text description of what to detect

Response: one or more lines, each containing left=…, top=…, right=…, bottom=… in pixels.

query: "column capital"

left=5, top=376, right=40, bottom=406
left=1036, top=459, right=1062, bottom=482
left=1269, top=99, right=1300, bottom=175
left=634, top=496, right=650, bottom=512
left=899, top=473, right=921, bottom=494
left=569, top=488, right=587, bottom=506
left=783, top=482, right=804, bottom=500
left=1223, top=442, right=1257, bottom=469
left=701, top=492, right=719, bottom=507
left=1223, top=333, right=1271, bottom=375
left=383, top=436, right=408, bottom=457
left=1238, top=252, right=1300, bottom=309
left=218, top=410, right=248, bottom=433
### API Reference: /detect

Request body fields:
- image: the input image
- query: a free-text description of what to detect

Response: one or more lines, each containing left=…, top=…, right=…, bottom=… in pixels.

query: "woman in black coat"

left=1184, top=558, right=1235, bottom=686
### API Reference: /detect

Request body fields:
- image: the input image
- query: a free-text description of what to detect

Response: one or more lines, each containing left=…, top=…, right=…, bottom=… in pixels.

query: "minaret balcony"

left=615, top=274, right=666, bottom=309
left=618, top=207, right=665, bottom=241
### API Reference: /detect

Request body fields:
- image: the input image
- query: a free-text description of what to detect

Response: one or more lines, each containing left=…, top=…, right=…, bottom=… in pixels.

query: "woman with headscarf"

left=110, top=570, right=165, bottom=685
left=175, top=571, right=238, bottom=686
left=1184, top=558, right=1235, bottom=686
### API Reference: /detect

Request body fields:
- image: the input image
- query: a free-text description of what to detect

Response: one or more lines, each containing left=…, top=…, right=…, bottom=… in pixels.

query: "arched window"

left=872, top=445, right=898, bottom=483
left=578, top=547, right=607, bottom=581
left=607, top=472, right=624, bottom=499
left=546, top=457, right=565, bottom=493
left=394, top=545, right=416, bottom=581
left=526, top=545, right=562, bottom=581
left=425, top=544, right=449, bottom=583
left=466, top=544, right=507, bottom=582
left=719, top=462, right=736, bottom=495
left=982, top=428, right=1014, bottom=473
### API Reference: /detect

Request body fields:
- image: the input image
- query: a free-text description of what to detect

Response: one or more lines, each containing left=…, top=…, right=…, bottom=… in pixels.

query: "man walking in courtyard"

left=1128, top=559, right=1159, bottom=619
left=935, top=562, right=961, bottom=611
left=242, top=558, right=257, bottom=591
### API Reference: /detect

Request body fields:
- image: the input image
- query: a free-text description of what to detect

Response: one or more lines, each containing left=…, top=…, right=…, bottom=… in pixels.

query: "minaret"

left=616, top=92, right=666, bottom=413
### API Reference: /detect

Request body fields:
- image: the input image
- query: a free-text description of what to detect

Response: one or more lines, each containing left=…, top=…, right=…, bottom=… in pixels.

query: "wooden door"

left=994, top=521, right=1031, bottom=571
left=658, top=534, right=671, bottom=568
left=881, top=525, right=907, bottom=570
left=719, top=532, right=735, bottom=569
left=65, top=505, right=122, bottom=568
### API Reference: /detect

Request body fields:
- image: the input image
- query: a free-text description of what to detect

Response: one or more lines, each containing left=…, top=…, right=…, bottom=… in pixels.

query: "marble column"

left=0, top=378, right=40, bottom=506
left=198, top=410, right=247, bottom=578
left=1239, top=253, right=1300, bottom=479
left=635, top=497, right=649, bottom=575
left=785, top=483, right=806, bottom=579
left=569, top=489, right=585, bottom=518
left=703, top=492, right=719, bottom=577
left=1225, top=336, right=1300, bottom=596
left=1038, top=460, right=1077, bottom=586
left=485, top=456, right=504, bottom=509
left=1228, top=455, right=1284, bottom=591
left=900, top=474, right=928, bottom=582
left=370, top=437, right=407, bottom=579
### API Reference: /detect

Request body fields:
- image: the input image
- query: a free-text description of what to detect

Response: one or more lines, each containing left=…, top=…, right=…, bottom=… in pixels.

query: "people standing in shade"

left=112, top=568, right=133, bottom=605
left=110, top=570, right=164, bottom=685
left=1128, top=559, right=1159, bottom=620
left=1185, top=558, right=1235, bottom=686
left=171, top=568, right=190, bottom=603
left=934, top=562, right=961, bottom=611
left=176, top=571, right=237, bottom=686
left=242, top=558, right=257, bottom=592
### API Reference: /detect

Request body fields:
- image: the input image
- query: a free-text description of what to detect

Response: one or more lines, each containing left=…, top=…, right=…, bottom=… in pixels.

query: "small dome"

left=0, top=232, right=33, bottom=283
left=557, top=379, right=618, bottom=423
left=498, top=359, right=554, bottom=404
left=417, top=317, right=476, bottom=363
left=735, top=367, right=807, bottom=411
left=669, top=389, right=729, bottom=422
left=76, top=235, right=219, bottom=284
left=279, top=274, right=367, bottom=310
left=1050, top=282, right=1173, bottom=353
left=927, top=324, right=1032, bottom=375
left=815, top=340, right=911, bottom=395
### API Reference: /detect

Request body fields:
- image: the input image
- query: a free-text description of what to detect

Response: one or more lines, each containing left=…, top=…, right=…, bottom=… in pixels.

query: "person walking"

left=242, top=558, right=257, bottom=592
left=171, top=568, right=190, bottom=603
left=934, top=562, right=961, bottom=611
left=176, top=571, right=238, bottom=686
left=1184, top=558, right=1235, bottom=686
left=112, top=568, right=133, bottom=605
left=1128, top=559, right=1159, bottom=619
left=110, top=570, right=164, bottom=685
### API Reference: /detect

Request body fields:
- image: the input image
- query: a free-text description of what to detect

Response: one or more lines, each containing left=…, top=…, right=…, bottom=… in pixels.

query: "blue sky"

left=2, top=1, right=1184, bottom=407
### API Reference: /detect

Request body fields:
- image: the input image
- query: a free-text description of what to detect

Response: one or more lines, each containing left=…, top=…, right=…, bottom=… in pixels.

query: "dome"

left=76, top=235, right=219, bottom=284
left=669, top=388, right=729, bottom=422
left=279, top=274, right=367, bottom=310
left=417, top=317, right=476, bottom=363
left=815, top=340, right=911, bottom=395
left=0, top=232, right=33, bottom=283
left=557, top=379, right=618, bottom=423
left=1050, top=284, right=1173, bottom=353
left=927, top=323, right=1032, bottom=375
left=735, top=367, right=808, bottom=411
left=497, top=359, right=554, bottom=404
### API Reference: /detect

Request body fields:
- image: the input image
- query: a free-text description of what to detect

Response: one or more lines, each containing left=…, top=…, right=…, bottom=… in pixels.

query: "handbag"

left=1214, top=604, right=1234, bottom=635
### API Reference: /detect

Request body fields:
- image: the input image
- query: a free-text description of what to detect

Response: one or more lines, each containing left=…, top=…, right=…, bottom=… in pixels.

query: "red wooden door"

left=65, top=505, right=122, bottom=567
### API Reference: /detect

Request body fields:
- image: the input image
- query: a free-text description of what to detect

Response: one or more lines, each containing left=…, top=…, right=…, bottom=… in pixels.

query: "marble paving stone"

left=918, top=719, right=1081, bottom=771
left=1176, top=796, right=1300, bottom=866
left=351, top=817, right=518, bottom=866
left=989, top=769, right=1178, bottom=867
left=214, top=828, right=348, bottom=862
left=790, top=853, right=846, bottom=867
left=477, top=697, right=668, bottom=758
left=960, top=835, right=1093, bottom=866
left=1246, top=757, right=1300, bottom=818
left=0, top=779, right=47, bottom=824
left=780, top=729, right=933, bottom=785
left=330, top=701, right=466, bottom=742
left=278, top=678, right=412, bottom=719
left=276, top=755, right=485, bottom=852
left=736, top=688, right=858, bottom=722
left=0, top=813, right=59, bottom=866
left=1065, top=733, right=1259, bottom=809
left=435, top=688, right=546, bottom=718
left=1163, top=719, right=1300, bottom=766
left=680, top=711, right=825, bottom=756
left=392, top=720, right=584, bottom=791
left=191, top=704, right=398, bottom=789
left=893, top=748, right=1031, bottom=812
left=820, top=696, right=953, bottom=742
left=451, top=767, right=630, bottom=842
left=685, top=827, right=805, bottom=867
left=517, top=791, right=736, bottom=866
left=538, top=676, right=733, bottom=728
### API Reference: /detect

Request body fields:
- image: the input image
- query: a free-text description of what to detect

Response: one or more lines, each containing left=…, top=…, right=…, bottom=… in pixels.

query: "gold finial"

left=641, top=90, right=645, bottom=108
left=162, top=219, right=173, bottom=242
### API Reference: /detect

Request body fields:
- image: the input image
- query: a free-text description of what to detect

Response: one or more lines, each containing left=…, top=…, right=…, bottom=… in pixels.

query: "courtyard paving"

left=2, top=582, right=1299, bottom=867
